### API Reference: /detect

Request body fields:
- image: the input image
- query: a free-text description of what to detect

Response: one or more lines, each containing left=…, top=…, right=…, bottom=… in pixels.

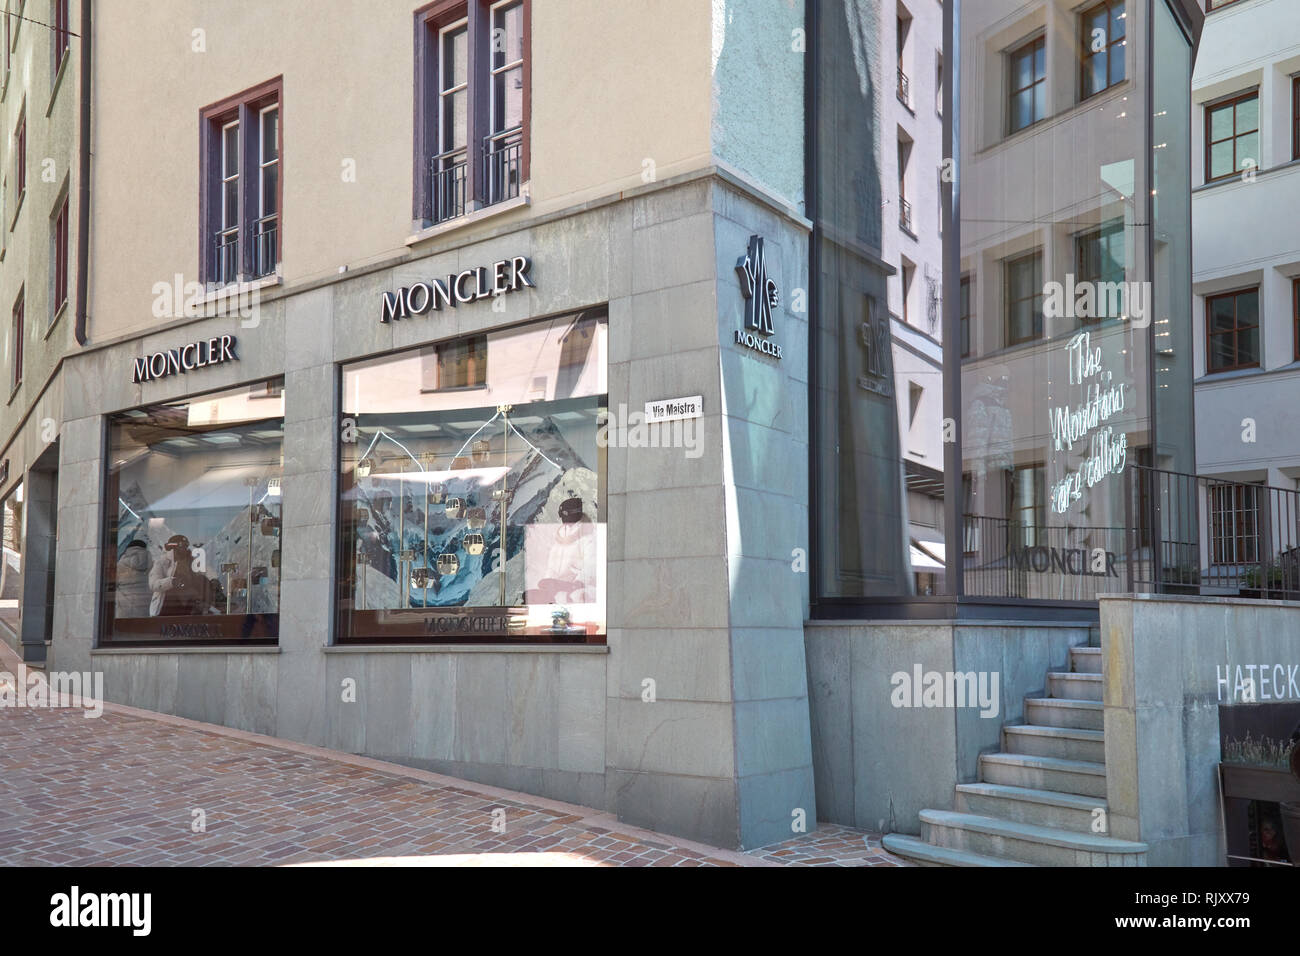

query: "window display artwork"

left=338, top=309, right=607, bottom=643
left=101, top=380, right=284, bottom=644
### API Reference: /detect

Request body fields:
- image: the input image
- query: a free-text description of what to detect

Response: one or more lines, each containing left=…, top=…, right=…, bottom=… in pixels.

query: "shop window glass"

left=0, top=481, right=21, bottom=639
left=339, top=309, right=607, bottom=643
left=101, top=379, right=285, bottom=645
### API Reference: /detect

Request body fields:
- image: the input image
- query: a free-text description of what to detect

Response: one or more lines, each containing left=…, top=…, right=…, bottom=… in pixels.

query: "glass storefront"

left=0, top=481, right=22, bottom=640
left=337, top=308, right=607, bottom=643
left=809, top=0, right=1198, bottom=611
left=101, top=379, right=285, bottom=644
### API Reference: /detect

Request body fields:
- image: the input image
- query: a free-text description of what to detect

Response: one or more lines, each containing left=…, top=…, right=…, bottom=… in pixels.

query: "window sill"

left=7, top=379, right=20, bottom=406
left=1, top=67, right=9, bottom=104
left=407, top=190, right=530, bottom=247
left=45, top=49, right=69, bottom=117
left=92, top=645, right=283, bottom=655
left=324, top=642, right=608, bottom=655
left=46, top=299, right=67, bottom=339
left=202, top=272, right=281, bottom=307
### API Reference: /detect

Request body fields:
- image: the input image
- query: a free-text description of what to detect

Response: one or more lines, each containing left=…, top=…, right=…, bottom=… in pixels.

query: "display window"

left=338, top=309, right=607, bottom=643
left=0, top=481, right=22, bottom=640
left=101, top=379, right=285, bottom=645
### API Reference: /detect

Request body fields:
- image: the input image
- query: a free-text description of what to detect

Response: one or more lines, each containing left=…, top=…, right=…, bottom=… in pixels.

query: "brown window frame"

left=51, top=0, right=69, bottom=77
left=13, top=106, right=24, bottom=201
left=1204, top=90, right=1259, bottom=184
left=199, top=77, right=282, bottom=286
left=959, top=274, right=972, bottom=357
left=1007, top=35, right=1046, bottom=134
left=1205, top=287, right=1260, bottom=373
left=1293, top=75, right=1299, bottom=162
left=52, top=192, right=68, bottom=318
left=1294, top=277, right=1300, bottom=363
left=1004, top=250, right=1043, bottom=346
left=413, top=0, right=531, bottom=226
left=11, top=288, right=22, bottom=392
left=1080, top=0, right=1126, bottom=101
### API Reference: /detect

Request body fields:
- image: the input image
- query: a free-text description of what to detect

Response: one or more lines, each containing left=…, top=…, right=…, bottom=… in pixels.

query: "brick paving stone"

left=0, top=697, right=909, bottom=868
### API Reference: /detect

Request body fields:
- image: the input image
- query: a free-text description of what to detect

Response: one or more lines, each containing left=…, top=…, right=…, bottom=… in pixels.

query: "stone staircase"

left=882, top=642, right=1149, bottom=866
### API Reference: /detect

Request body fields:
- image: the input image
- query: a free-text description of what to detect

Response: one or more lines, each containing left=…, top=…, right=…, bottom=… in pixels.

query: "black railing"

left=961, top=515, right=1129, bottom=602
left=252, top=214, right=277, bottom=279
left=213, top=228, right=239, bottom=286
left=1124, top=465, right=1300, bottom=601
left=485, top=126, right=522, bottom=207
left=431, top=148, right=468, bottom=224
left=899, top=197, right=913, bottom=233
left=897, top=67, right=910, bottom=106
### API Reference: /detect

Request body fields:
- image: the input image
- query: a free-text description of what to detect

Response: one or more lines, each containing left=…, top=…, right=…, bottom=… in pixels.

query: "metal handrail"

left=484, top=127, right=522, bottom=207
left=431, top=147, right=468, bottom=225
left=897, top=67, right=910, bottom=106
left=252, top=214, right=277, bottom=279
left=213, top=227, right=239, bottom=286
left=899, top=197, right=912, bottom=232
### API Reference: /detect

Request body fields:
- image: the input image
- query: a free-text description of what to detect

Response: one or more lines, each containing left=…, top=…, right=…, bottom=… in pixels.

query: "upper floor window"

left=1004, top=251, right=1043, bottom=346
left=1293, top=278, right=1299, bottom=363
left=959, top=275, right=971, bottom=357
left=1206, top=287, right=1259, bottom=373
left=1205, top=92, right=1258, bottom=183
left=415, top=0, right=529, bottom=227
left=200, top=79, right=280, bottom=286
left=10, top=288, right=22, bottom=391
left=51, top=0, right=69, bottom=77
left=1074, top=219, right=1125, bottom=323
left=51, top=192, right=68, bottom=318
left=12, top=107, right=24, bottom=201
left=1081, top=1, right=1125, bottom=99
left=1008, top=36, right=1045, bottom=134
left=1292, top=76, right=1299, bottom=162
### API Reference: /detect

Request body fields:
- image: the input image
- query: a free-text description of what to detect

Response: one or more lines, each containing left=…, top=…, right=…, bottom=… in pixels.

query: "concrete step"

left=1048, top=671, right=1103, bottom=701
left=1071, top=645, right=1102, bottom=673
left=1003, top=724, right=1106, bottom=763
left=919, top=810, right=1147, bottom=866
left=980, top=752, right=1108, bottom=798
left=1026, top=696, right=1104, bottom=731
left=955, top=782, right=1105, bottom=833
left=881, top=833, right=1034, bottom=867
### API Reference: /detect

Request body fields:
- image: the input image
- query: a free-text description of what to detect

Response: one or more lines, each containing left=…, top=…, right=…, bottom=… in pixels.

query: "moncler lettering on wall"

left=131, top=335, right=238, bottom=384
left=380, top=256, right=534, bottom=323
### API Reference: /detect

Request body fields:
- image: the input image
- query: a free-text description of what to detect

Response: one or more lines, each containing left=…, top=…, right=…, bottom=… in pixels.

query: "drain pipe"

left=73, top=0, right=91, bottom=346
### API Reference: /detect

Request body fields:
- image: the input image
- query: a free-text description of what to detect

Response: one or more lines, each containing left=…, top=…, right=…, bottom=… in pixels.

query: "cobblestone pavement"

left=0, top=692, right=908, bottom=867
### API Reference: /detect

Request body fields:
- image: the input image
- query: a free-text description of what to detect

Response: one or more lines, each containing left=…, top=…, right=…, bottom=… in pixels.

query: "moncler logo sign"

left=380, top=256, right=534, bottom=323
left=735, top=235, right=782, bottom=359
left=131, top=335, right=238, bottom=384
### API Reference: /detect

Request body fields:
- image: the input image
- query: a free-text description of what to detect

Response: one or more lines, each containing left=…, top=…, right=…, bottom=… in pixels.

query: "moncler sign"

left=132, top=335, right=238, bottom=384
left=380, top=256, right=534, bottom=323
left=735, top=235, right=782, bottom=359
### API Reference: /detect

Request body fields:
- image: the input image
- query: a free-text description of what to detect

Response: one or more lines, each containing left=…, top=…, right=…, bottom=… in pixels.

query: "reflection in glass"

left=102, top=380, right=284, bottom=644
left=0, top=482, right=22, bottom=640
left=339, top=310, right=607, bottom=642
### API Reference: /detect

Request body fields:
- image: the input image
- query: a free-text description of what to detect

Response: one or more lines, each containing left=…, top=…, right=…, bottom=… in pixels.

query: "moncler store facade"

left=40, top=167, right=819, bottom=851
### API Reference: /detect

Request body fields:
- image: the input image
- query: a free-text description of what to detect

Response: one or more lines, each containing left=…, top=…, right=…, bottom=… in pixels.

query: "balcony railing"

left=899, top=197, right=912, bottom=233
left=1124, top=465, right=1300, bottom=600
left=213, top=227, right=239, bottom=286
left=897, top=67, right=910, bottom=106
left=431, top=147, right=468, bottom=225
left=485, top=126, right=522, bottom=207
left=252, top=214, right=277, bottom=280
left=211, top=216, right=278, bottom=286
